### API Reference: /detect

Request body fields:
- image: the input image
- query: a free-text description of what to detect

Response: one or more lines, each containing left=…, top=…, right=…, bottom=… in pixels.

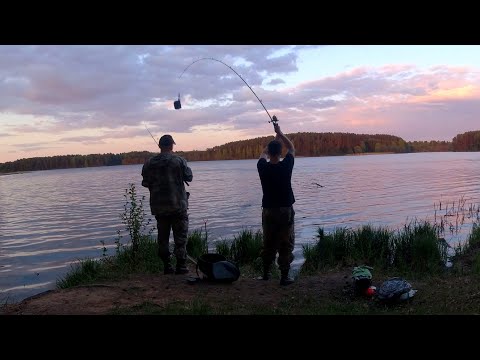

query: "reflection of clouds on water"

left=4, top=280, right=50, bottom=293
left=1, top=152, right=480, bottom=301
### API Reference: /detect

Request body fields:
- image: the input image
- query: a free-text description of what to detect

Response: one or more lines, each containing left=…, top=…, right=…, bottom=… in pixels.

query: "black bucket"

left=197, top=254, right=226, bottom=279
left=196, top=253, right=240, bottom=282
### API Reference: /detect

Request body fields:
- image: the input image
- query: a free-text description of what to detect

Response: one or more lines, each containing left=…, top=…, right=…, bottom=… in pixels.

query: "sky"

left=1, top=45, right=480, bottom=163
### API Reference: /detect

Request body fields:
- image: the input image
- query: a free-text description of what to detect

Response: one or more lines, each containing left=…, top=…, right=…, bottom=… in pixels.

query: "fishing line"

left=144, top=57, right=280, bottom=151
left=144, top=122, right=159, bottom=148
left=174, top=57, right=279, bottom=126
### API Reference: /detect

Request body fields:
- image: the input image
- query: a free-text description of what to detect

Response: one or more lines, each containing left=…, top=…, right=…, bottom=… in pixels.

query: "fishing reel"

left=269, top=115, right=279, bottom=125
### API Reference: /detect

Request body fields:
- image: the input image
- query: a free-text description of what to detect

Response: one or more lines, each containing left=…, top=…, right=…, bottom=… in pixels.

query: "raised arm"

left=274, top=123, right=294, bottom=154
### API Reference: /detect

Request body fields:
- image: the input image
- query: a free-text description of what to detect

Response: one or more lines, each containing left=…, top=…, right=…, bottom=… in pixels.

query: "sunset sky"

left=1, top=45, right=479, bottom=163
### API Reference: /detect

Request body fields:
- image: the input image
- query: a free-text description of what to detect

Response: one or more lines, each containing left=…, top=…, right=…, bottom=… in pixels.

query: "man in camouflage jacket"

left=142, top=134, right=193, bottom=274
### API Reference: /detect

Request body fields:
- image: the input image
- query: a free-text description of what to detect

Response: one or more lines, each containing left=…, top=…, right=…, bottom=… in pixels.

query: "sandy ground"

left=1, top=269, right=351, bottom=315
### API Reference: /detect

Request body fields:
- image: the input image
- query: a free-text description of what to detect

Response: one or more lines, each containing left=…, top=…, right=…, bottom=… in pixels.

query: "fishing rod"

left=174, top=57, right=279, bottom=127
left=143, top=122, right=190, bottom=187
left=144, top=122, right=158, bottom=147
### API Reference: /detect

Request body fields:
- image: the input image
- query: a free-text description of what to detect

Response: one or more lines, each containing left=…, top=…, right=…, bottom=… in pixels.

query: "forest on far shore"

left=1, top=130, right=479, bottom=174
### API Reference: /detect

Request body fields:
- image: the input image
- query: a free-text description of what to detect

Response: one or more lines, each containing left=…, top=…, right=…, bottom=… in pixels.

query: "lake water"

left=1, top=152, right=480, bottom=302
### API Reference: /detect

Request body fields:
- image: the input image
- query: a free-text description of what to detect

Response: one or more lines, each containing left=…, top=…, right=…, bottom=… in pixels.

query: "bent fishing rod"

left=146, top=57, right=279, bottom=146
left=174, top=57, right=279, bottom=127
left=144, top=123, right=158, bottom=146
left=144, top=57, right=280, bottom=187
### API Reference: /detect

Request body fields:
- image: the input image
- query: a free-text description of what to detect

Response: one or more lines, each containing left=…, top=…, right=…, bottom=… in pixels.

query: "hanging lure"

left=174, top=57, right=278, bottom=126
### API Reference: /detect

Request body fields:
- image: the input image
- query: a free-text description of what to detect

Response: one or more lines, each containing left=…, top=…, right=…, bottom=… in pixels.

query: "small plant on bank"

left=117, top=183, right=155, bottom=254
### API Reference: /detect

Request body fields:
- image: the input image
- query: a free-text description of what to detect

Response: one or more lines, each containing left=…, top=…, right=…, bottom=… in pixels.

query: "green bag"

left=351, top=265, right=373, bottom=294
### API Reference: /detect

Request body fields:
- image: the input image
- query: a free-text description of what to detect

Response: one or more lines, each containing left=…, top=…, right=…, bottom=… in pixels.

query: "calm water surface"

left=1, top=152, right=480, bottom=301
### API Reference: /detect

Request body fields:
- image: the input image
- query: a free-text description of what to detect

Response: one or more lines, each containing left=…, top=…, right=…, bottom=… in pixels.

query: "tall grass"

left=392, top=220, right=446, bottom=273
left=467, top=223, right=480, bottom=249
left=301, top=243, right=320, bottom=273
left=352, top=225, right=393, bottom=268
left=452, top=222, right=480, bottom=275
left=186, top=228, right=209, bottom=259
left=229, top=229, right=263, bottom=265
left=215, top=239, right=231, bottom=258
left=213, top=229, right=263, bottom=265
left=302, top=220, right=449, bottom=274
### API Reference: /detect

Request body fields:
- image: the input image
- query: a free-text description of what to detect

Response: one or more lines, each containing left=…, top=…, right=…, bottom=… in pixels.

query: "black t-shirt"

left=257, top=152, right=295, bottom=208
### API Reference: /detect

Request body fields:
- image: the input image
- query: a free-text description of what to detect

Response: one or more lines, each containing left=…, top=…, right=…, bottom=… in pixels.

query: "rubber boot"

left=280, top=269, right=294, bottom=286
left=175, top=258, right=189, bottom=275
left=163, top=257, right=175, bottom=275
left=256, top=263, right=272, bottom=281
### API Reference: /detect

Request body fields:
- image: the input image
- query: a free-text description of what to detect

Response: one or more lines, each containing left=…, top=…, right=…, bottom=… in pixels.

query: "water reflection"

left=1, top=152, right=480, bottom=301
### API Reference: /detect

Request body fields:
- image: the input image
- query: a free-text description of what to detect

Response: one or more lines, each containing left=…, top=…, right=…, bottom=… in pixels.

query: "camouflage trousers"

left=261, top=206, right=295, bottom=272
left=155, top=211, right=189, bottom=262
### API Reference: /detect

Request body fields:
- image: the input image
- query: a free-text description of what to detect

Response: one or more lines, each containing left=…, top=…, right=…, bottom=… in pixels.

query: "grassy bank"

left=56, top=220, right=460, bottom=290
left=57, top=228, right=274, bottom=289
left=10, top=184, right=480, bottom=315
left=51, top=219, right=480, bottom=315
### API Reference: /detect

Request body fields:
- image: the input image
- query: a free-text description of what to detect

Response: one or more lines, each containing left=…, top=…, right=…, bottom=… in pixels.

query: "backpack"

left=196, top=253, right=240, bottom=283
left=377, top=277, right=415, bottom=303
left=352, top=265, right=373, bottom=295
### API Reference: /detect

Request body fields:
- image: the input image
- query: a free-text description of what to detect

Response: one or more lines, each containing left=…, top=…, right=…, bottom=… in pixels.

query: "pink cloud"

left=2, top=47, right=480, bottom=163
left=281, top=65, right=480, bottom=140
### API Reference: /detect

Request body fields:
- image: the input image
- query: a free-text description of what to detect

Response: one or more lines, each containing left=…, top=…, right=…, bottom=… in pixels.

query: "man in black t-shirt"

left=257, top=122, right=295, bottom=286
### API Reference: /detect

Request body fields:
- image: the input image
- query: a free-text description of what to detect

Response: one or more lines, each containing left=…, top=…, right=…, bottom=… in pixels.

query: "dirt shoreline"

left=0, top=268, right=357, bottom=315
left=2, top=266, right=479, bottom=315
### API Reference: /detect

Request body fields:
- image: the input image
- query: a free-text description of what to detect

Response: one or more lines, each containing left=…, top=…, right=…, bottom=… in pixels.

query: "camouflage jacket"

left=141, top=153, right=193, bottom=215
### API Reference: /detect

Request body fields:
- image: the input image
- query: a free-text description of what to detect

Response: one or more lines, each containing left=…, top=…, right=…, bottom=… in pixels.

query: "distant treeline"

left=178, top=132, right=412, bottom=161
left=0, top=151, right=153, bottom=173
left=2, top=130, right=480, bottom=173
